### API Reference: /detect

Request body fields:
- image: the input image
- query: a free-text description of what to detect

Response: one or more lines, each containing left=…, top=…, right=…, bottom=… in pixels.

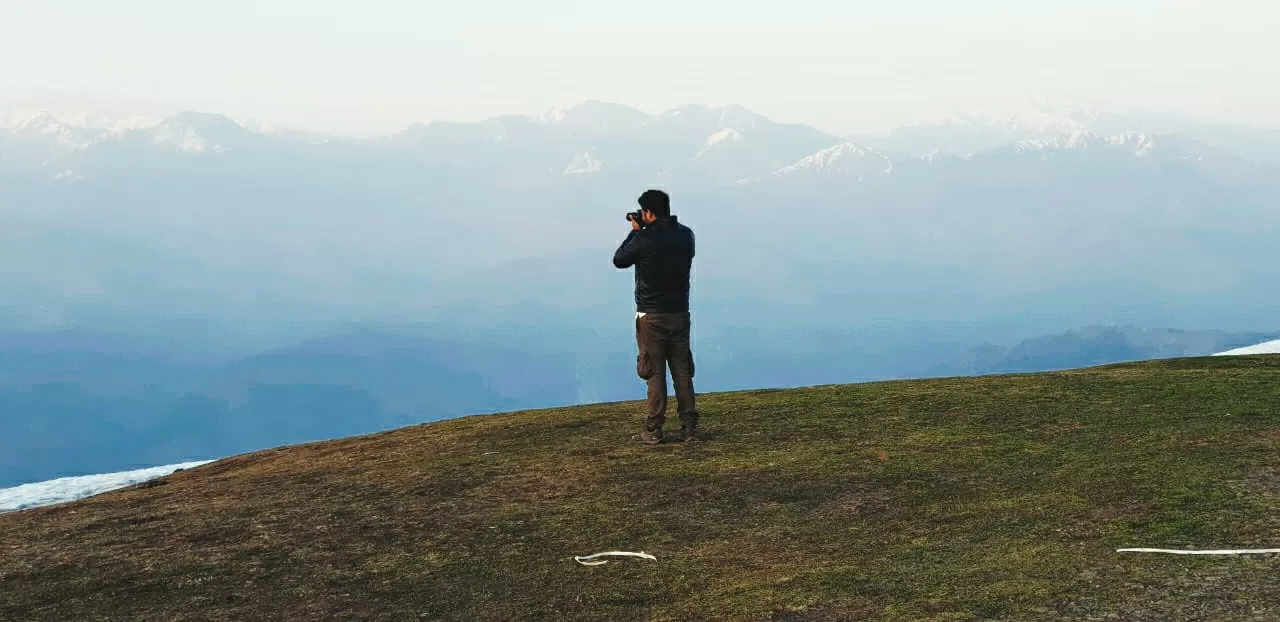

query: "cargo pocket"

left=637, top=351, right=655, bottom=380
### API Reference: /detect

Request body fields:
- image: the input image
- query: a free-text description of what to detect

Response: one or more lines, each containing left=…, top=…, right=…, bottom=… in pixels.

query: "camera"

left=626, top=209, right=647, bottom=228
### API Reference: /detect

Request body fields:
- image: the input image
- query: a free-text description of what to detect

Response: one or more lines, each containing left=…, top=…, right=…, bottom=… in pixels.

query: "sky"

left=2, top=0, right=1279, bottom=136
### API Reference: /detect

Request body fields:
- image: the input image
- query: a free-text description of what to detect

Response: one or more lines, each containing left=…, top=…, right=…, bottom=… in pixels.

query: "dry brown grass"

left=4, top=356, right=1280, bottom=620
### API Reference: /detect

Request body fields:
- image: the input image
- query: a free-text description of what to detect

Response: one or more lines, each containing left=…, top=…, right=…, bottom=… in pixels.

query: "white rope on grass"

left=1117, top=548, right=1280, bottom=555
left=573, top=551, right=658, bottom=566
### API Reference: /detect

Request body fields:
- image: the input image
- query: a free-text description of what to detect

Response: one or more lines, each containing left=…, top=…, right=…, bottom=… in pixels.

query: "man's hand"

left=630, top=217, right=642, bottom=231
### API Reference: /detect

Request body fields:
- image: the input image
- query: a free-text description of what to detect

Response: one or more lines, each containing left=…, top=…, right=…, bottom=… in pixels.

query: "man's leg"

left=635, top=314, right=670, bottom=440
left=667, top=312, right=698, bottom=437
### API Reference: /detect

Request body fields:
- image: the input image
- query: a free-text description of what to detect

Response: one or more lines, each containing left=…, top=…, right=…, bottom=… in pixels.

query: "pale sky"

left=2, top=0, right=1278, bottom=136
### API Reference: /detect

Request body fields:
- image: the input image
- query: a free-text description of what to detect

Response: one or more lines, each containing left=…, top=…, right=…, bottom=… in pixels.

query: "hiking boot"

left=630, top=430, right=664, bottom=445
left=680, top=426, right=700, bottom=443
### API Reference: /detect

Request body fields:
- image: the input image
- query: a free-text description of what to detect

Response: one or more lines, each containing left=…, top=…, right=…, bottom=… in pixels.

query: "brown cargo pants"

left=635, top=311, right=698, bottom=434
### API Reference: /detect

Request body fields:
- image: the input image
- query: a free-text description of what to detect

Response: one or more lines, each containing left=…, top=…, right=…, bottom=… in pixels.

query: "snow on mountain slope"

left=697, top=128, right=745, bottom=153
left=1214, top=340, right=1280, bottom=356
left=3, top=111, right=105, bottom=149
left=132, top=111, right=279, bottom=153
left=861, top=98, right=1175, bottom=156
left=2, top=108, right=161, bottom=135
left=563, top=151, right=602, bottom=175
left=2, top=108, right=282, bottom=155
left=661, top=128, right=780, bottom=183
left=688, top=129, right=754, bottom=165
left=0, top=460, right=214, bottom=513
left=771, top=142, right=894, bottom=179
left=983, top=130, right=1268, bottom=183
left=1008, top=131, right=1198, bottom=158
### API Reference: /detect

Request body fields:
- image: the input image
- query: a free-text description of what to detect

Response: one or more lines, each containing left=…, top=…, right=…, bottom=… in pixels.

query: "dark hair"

left=637, top=189, right=671, bottom=218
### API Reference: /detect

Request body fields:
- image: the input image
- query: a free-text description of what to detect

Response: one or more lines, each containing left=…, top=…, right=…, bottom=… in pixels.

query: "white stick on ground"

left=1117, top=548, right=1280, bottom=555
left=573, top=551, right=658, bottom=566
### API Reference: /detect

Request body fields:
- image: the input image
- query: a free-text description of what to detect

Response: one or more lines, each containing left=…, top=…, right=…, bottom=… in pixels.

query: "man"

left=613, top=189, right=699, bottom=444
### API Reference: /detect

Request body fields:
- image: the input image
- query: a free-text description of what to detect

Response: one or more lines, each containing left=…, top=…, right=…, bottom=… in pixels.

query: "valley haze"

left=1, top=96, right=1279, bottom=488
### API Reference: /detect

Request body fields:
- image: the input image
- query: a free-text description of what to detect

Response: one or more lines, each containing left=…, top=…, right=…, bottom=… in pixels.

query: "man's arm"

left=613, top=230, right=647, bottom=269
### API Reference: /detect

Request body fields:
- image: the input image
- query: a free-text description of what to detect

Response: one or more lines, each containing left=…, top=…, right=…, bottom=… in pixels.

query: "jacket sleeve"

left=689, top=229, right=695, bottom=260
left=613, top=230, right=646, bottom=269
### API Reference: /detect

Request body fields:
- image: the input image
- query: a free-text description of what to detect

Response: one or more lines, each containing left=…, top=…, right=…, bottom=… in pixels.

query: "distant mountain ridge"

left=3, top=321, right=1276, bottom=488
left=934, top=326, right=1280, bottom=376
left=4, top=97, right=1280, bottom=493
left=0, top=325, right=584, bottom=489
left=858, top=98, right=1280, bottom=166
left=4, top=100, right=1274, bottom=191
left=3, top=97, right=1279, bottom=357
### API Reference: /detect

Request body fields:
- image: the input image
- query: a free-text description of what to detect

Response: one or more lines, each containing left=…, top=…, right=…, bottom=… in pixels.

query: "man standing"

left=613, top=189, right=699, bottom=444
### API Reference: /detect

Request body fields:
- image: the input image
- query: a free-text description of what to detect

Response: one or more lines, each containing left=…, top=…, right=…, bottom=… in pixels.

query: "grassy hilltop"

left=3, top=356, right=1280, bottom=621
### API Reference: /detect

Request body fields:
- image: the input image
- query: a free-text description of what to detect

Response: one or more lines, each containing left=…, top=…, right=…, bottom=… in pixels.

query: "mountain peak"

left=143, top=111, right=263, bottom=153
left=771, top=142, right=893, bottom=178
left=3, top=109, right=105, bottom=149
left=1009, top=131, right=1196, bottom=158
left=10, top=110, right=59, bottom=131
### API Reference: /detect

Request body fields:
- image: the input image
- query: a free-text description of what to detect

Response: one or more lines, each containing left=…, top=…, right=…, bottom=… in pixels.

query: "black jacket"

left=613, top=215, right=695, bottom=313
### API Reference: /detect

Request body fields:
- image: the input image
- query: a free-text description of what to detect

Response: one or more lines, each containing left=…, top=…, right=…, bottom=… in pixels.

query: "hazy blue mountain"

left=6, top=320, right=1273, bottom=488
left=4, top=101, right=1280, bottom=486
left=932, top=326, right=1280, bottom=376
left=0, top=325, right=585, bottom=488
left=4, top=102, right=1278, bottom=338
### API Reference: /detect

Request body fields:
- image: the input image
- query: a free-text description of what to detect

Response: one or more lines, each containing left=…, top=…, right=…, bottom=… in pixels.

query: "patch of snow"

left=539, top=102, right=575, bottom=124
left=150, top=125, right=219, bottom=153
left=1010, top=131, right=1187, bottom=159
left=1013, top=130, right=1101, bottom=152
left=0, top=460, right=214, bottom=513
left=921, top=150, right=969, bottom=164
left=703, top=128, right=743, bottom=148
left=2, top=109, right=160, bottom=135
left=1106, top=133, right=1159, bottom=156
left=5, top=111, right=100, bottom=148
left=1213, top=339, right=1280, bottom=356
left=563, top=152, right=602, bottom=175
left=772, top=142, right=893, bottom=178
left=53, top=169, right=83, bottom=183
left=691, top=128, right=747, bottom=160
left=2, top=108, right=52, bottom=129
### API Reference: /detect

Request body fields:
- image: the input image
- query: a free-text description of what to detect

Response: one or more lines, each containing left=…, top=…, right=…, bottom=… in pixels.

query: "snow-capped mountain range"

left=858, top=98, right=1280, bottom=166
left=0, top=108, right=330, bottom=154
left=2, top=99, right=1277, bottom=187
